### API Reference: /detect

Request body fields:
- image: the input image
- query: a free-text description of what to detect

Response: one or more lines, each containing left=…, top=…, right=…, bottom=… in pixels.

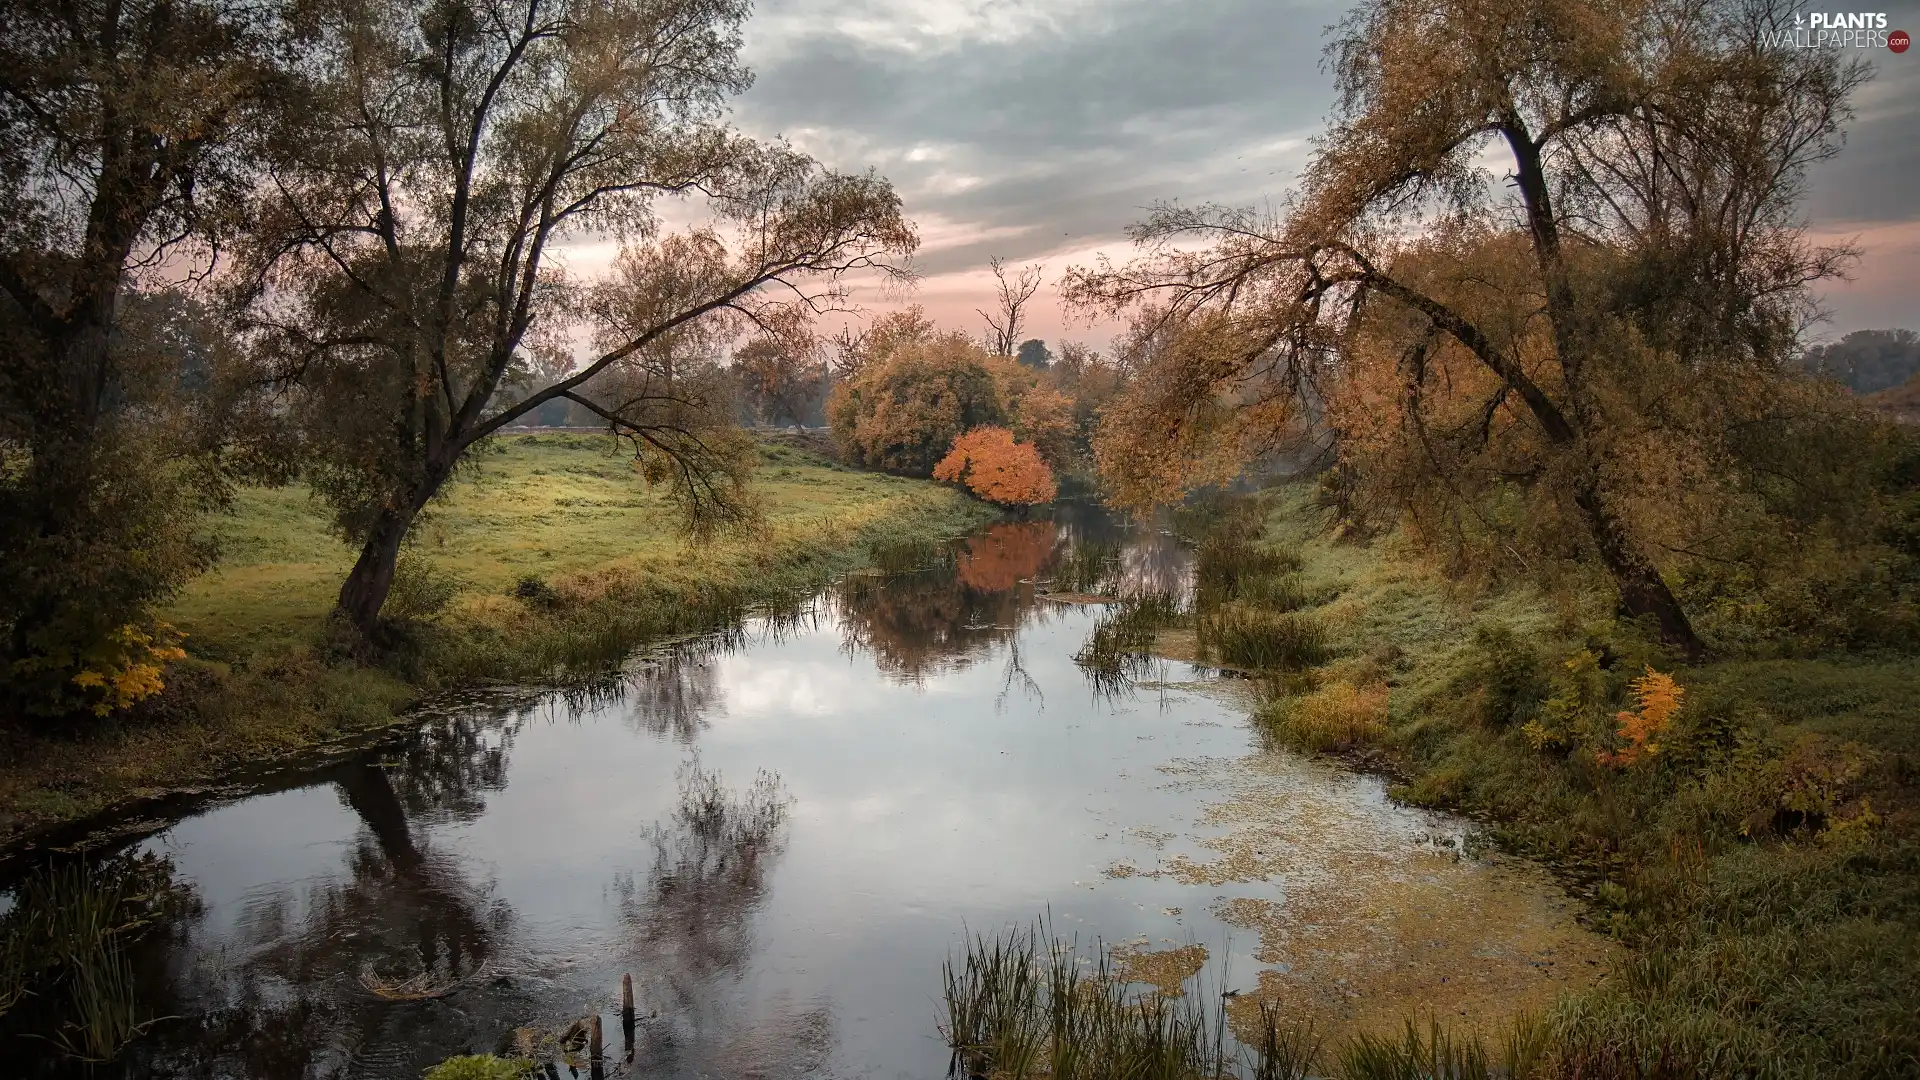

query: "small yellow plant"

left=1596, top=666, right=1683, bottom=767
left=69, top=622, right=188, bottom=716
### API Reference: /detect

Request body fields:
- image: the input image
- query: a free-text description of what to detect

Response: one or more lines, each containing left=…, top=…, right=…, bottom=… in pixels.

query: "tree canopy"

left=0, top=0, right=287, bottom=715
left=240, top=0, right=916, bottom=632
left=827, top=327, right=1006, bottom=475
left=1067, top=0, right=1871, bottom=658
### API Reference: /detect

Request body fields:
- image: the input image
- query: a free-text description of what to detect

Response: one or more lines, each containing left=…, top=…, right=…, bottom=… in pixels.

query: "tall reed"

left=940, top=920, right=1319, bottom=1080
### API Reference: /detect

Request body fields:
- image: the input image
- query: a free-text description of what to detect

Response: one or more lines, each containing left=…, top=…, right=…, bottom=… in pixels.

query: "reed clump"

left=940, top=921, right=1320, bottom=1080
left=0, top=853, right=194, bottom=1063
left=1198, top=607, right=1330, bottom=672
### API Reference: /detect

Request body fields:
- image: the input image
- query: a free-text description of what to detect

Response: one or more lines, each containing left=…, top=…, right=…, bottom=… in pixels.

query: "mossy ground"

left=0, top=434, right=990, bottom=848
left=1215, top=485, right=1920, bottom=1077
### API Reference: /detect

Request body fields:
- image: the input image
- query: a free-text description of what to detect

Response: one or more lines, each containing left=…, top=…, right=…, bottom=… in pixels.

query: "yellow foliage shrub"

left=67, top=622, right=188, bottom=716
left=1596, top=666, right=1683, bottom=767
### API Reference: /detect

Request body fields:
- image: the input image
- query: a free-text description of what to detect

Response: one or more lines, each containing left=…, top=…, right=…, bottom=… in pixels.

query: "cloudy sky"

left=723, top=0, right=1920, bottom=350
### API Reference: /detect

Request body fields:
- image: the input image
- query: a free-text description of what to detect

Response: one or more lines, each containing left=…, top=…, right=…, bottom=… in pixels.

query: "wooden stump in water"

left=621, top=973, right=636, bottom=1059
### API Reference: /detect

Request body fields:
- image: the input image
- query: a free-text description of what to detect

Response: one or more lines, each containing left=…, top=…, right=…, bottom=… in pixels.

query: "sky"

left=722, top=0, right=1920, bottom=352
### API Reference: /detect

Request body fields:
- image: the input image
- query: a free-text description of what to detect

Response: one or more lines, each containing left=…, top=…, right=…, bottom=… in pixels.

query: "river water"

left=2, top=506, right=1610, bottom=1078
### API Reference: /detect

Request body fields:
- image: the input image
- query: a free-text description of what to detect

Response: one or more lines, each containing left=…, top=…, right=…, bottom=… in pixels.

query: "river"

left=0, top=505, right=1610, bottom=1078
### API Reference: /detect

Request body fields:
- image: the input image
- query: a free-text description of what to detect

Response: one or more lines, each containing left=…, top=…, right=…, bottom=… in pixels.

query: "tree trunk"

left=335, top=499, right=421, bottom=635
left=335, top=761, right=422, bottom=871
left=1572, top=474, right=1705, bottom=662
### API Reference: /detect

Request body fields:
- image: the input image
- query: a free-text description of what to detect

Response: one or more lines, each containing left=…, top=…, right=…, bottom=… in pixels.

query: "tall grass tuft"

left=869, top=534, right=958, bottom=575
left=1199, top=607, right=1329, bottom=671
left=1247, top=1000, right=1320, bottom=1080
left=1337, top=1018, right=1494, bottom=1080
left=0, top=852, right=194, bottom=1062
left=940, top=919, right=1321, bottom=1080
left=1074, top=593, right=1180, bottom=694
left=1195, top=537, right=1302, bottom=611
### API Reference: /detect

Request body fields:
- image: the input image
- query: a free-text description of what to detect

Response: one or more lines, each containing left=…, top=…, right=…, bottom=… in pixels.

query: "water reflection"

left=831, top=509, right=1169, bottom=687
left=0, top=503, right=1597, bottom=1080
left=613, top=649, right=725, bottom=742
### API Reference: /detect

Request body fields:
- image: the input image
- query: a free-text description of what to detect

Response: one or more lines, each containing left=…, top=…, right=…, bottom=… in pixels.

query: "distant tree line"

left=1799, top=329, right=1920, bottom=394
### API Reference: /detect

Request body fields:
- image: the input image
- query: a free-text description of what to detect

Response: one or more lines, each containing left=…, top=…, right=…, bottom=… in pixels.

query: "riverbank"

left=0, top=434, right=992, bottom=852
left=1203, top=485, right=1920, bottom=1077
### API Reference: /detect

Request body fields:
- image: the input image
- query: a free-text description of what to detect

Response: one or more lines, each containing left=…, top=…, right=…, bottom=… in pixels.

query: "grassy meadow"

left=0, top=434, right=989, bottom=845
left=1149, top=487, right=1920, bottom=1078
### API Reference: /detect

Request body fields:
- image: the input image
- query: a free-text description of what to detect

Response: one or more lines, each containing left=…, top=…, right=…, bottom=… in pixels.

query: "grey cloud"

left=736, top=0, right=1342, bottom=271
left=1806, top=52, right=1920, bottom=225
left=731, top=0, right=1920, bottom=327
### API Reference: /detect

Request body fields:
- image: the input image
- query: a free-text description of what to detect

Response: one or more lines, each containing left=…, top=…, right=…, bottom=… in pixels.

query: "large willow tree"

left=241, top=0, right=916, bottom=634
left=1067, top=0, right=1869, bottom=658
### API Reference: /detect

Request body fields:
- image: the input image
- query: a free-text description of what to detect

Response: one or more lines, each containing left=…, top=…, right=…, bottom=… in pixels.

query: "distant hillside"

left=1801, top=328, right=1920, bottom=394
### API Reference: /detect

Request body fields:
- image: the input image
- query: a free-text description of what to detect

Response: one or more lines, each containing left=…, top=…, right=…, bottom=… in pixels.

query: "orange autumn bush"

left=1597, top=666, right=1685, bottom=767
left=933, top=427, right=1057, bottom=507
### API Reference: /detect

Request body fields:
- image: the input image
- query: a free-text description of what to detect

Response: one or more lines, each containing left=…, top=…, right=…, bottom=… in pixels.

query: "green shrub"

left=422, top=1055, right=535, bottom=1080
left=384, top=551, right=463, bottom=622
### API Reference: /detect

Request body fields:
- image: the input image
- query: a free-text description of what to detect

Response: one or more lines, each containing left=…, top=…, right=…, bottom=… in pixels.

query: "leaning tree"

left=240, top=0, right=917, bottom=634
left=1067, top=0, right=1867, bottom=658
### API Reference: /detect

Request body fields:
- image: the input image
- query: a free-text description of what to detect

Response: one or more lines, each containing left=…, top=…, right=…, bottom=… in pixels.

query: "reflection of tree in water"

left=615, top=647, right=726, bottom=742
left=615, top=759, right=790, bottom=997
left=549, top=605, right=828, bottom=744
left=127, top=719, right=525, bottom=1079
left=382, top=712, right=516, bottom=823
left=316, top=762, right=510, bottom=985
left=1116, top=530, right=1193, bottom=601
left=610, top=759, right=816, bottom=1078
left=954, top=520, right=1056, bottom=592
left=835, top=520, right=1065, bottom=683
left=1051, top=502, right=1193, bottom=602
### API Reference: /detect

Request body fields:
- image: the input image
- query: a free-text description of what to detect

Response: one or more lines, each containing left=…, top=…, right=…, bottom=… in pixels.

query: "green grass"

left=1218, top=484, right=1920, bottom=1078
left=169, top=434, right=946, bottom=658
left=0, top=435, right=990, bottom=847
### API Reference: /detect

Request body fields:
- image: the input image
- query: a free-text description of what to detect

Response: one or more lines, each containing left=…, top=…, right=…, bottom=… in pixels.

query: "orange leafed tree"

left=934, top=427, right=1058, bottom=507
